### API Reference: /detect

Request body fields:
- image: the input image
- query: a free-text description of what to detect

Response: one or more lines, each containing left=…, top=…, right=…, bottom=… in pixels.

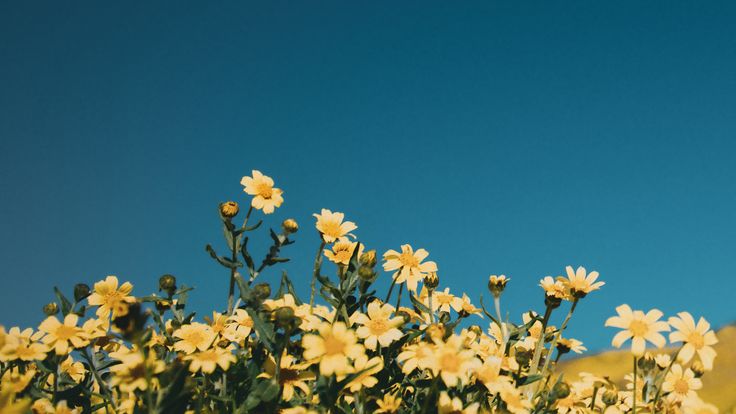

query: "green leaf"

left=409, top=293, right=431, bottom=315
left=54, top=287, right=73, bottom=315
left=206, top=244, right=242, bottom=269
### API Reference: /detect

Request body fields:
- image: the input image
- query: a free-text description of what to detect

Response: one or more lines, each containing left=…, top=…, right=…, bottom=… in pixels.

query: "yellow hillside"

left=560, top=325, right=736, bottom=412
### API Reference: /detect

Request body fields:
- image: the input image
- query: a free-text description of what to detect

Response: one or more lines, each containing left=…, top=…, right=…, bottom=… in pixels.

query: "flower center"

left=186, top=332, right=205, bottom=346
left=54, top=325, right=78, bottom=341
left=673, top=378, right=690, bottom=394
left=256, top=183, right=273, bottom=198
left=368, top=319, right=389, bottom=335
left=398, top=252, right=419, bottom=267
left=323, top=335, right=347, bottom=356
left=439, top=352, right=460, bottom=372
left=320, top=221, right=343, bottom=238
left=629, top=320, right=648, bottom=336
left=687, top=332, right=705, bottom=349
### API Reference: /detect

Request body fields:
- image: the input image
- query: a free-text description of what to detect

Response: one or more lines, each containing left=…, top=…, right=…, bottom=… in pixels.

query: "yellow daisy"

left=343, top=354, right=383, bottom=392
left=109, top=347, right=164, bottom=392
left=352, top=301, right=404, bottom=350
left=323, top=237, right=364, bottom=266
left=604, top=304, right=670, bottom=356
left=184, top=345, right=236, bottom=374
left=0, top=327, right=48, bottom=361
left=375, top=393, right=402, bottom=414
left=432, top=335, right=481, bottom=387
left=37, top=314, right=90, bottom=355
left=172, top=322, right=216, bottom=354
left=438, top=391, right=479, bottom=414
left=382, top=244, right=438, bottom=292
left=301, top=321, right=365, bottom=376
left=87, top=275, right=136, bottom=318
left=662, top=364, right=702, bottom=402
left=240, top=170, right=284, bottom=214
left=558, top=266, right=604, bottom=298
left=668, top=312, right=718, bottom=370
left=257, top=352, right=315, bottom=401
left=313, top=209, right=357, bottom=243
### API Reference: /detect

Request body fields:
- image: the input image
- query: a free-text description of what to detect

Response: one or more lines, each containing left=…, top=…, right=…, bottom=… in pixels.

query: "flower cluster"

left=0, top=170, right=719, bottom=414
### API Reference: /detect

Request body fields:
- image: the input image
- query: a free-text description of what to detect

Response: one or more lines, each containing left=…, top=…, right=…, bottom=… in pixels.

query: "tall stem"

left=428, top=290, right=435, bottom=323
left=309, top=240, right=327, bottom=310
left=537, top=299, right=578, bottom=391
left=228, top=206, right=253, bottom=314
left=493, top=295, right=507, bottom=340
left=528, top=305, right=554, bottom=377
left=395, top=283, right=404, bottom=310
left=633, top=356, right=638, bottom=414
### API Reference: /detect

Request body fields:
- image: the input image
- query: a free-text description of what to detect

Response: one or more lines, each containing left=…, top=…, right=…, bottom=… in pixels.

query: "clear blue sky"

left=1, top=1, right=735, bottom=351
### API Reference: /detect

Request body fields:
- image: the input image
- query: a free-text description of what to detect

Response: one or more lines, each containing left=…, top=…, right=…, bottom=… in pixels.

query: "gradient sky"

left=1, top=1, right=735, bottom=351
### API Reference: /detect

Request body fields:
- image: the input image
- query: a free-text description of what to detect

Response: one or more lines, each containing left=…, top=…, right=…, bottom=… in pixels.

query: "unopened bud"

left=282, top=218, right=299, bottom=235
left=359, top=250, right=377, bottom=268
left=274, top=306, right=296, bottom=327
left=690, top=360, right=705, bottom=377
left=159, top=274, right=177, bottom=294
left=155, top=299, right=172, bottom=313
left=515, top=349, right=533, bottom=366
left=552, top=381, right=570, bottom=399
left=426, top=323, right=445, bottom=341
left=638, top=353, right=656, bottom=372
left=424, top=272, right=439, bottom=290
left=602, top=388, right=618, bottom=406
left=469, top=325, right=483, bottom=337
left=253, top=283, right=271, bottom=300
left=219, top=201, right=239, bottom=218
left=487, top=275, right=510, bottom=297
left=43, top=302, right=59, bottom=316
left=73, top=284, right=91, bottom=302
left=358, top=266, right=375, bottom=281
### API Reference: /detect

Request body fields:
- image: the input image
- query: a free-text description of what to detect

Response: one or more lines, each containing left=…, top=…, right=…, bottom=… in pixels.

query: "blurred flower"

left=173, top=322, right=216, bottom=354
left=184, top=345, right=236, bottom=373
left=343, top=354, right=383, bottom=392
left=438, top=391, right=478, bottom=414
left=375, top=393, right=402, bottom=414
left=302, top=322, right=365, bottom=376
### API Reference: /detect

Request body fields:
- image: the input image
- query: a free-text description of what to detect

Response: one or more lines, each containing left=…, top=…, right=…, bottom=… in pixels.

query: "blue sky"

left=1, top=1, right=735, bottom=351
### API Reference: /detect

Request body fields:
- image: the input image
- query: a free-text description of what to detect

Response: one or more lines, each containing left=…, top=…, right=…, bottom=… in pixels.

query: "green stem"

left=537, top=299, right=578, bottom=392
left=384, top=278, right=397, bottom=303
left=428, top=290, right=435, bottom=323
left=633, top=356, right=638, bottom=414
left=528, top=305, right=554, bottom=377
left=652, top=346, right=682, bottom=406
left=395, top=283, right=404, bottom=311
left=81, top=348, right=117, bottom=411
left=309, top=240, right=327, bottom=311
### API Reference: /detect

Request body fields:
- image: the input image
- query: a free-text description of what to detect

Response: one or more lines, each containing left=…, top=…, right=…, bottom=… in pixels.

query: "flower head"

left=87, top=276, right=136, bottom=318
left=258, top=352, right=315, bottom=401
left=352, top=301, right=404, bottom=350
left=37, top=314, right=89, bottom=355
left=668, top=312, right=718, bottom=370
left=558, top=266, right=604, bottom=298
left=324, top=237, right=364, bottom=266
left=240, top=170, right=284, bottom=214
left=313, top=209, right=357, bottom=242
left=302, top=322, right=365, bottom=376
left=662, top=364, right=702, bottom=402
left=382, top=244, right=438, bottom=292
left=604, top=304, right=670, bottom=356
left=184, top=345, right=236, bottom=374
left=173, top=322, right=216, bottom=354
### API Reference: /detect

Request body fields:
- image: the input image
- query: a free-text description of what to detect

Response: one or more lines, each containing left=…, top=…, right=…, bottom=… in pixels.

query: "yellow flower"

left=682, top=396, right=719, bottom=414
left=1, top=366, right=36, bottom=393
left=324, top=237, right=364, bottom=266
left=204, top=311, right=229, bottom=336
left=224, top=309, right=254, bottom=343
left=313, top=209, right=357, bottom=242
left=109, top=347, right=164, bottom=392
left=558, top=266, right=604, bottom=298
left=375, top=393, right=402, bottom=413
left=432, top=335, right=481, bottom=387
left=487, top=275, right=510, bottom=297
left=87, top=276, right=135, bottom=318
left=473, top=356, right=510, bottom=393
left=438, top=392, right=479, bottom=414
left=431, top=287, right=463, bottom=313
left=539, top=276, right=568, bottom=299
left=0, top=388, right=30, bottom=414
left=0, top=327, right=48, bottom=361
left=557, top=337, right=587, bottom=354
left=173, top=322, right=216, bottom=354
left=662, top=364, right=702, bottom=402
left=352, top=301, right=404, bottom=350
left=668, top=312, right=718, bottom=370
left=458, top=294, right=482, bottom=317
left=382, top=244, right=438, bottom=292
left=604, top=304, right=670, bottom=356
left=258, top=352, right=315, bottom=401
left=302, top=322, right=365, bottom=376
left=240, top=170, right=284, bottom=214
left=281, top=408, right=318, bottom=414
left=343, top=354, right=383, bottom=392
left=37, top=314, right=90, bottom=355
left=498, top=382, right=533, bottom=414
left=184, top=345, right=236, bottom=374
left=397, top=341, right=436, bottom=374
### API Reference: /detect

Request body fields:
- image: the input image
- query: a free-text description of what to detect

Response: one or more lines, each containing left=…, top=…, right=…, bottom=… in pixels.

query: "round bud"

left=637, top=353, right=656, bottom=372
left=281, top=218, right=299, bottom=235
left=274, top=306, right=296, bottom=327
left=219, top=201, right=239, bottom=218
left=691, top=360, right=705, bottom=378
left=73, top=284, right=91, bottom=302
left=487, top=275, right=510, bottom=297
left=424, top=272, right=439, bottom=290
left=43, top=302, right=59, bottom=316
left=602, top=388, right=618, bottom=406
left=515, top=349, right=533, bottom=367
left=544, top=294, right=562, bottom=309
left=358, top=266, right=375, bottom=281
left=253, top=283, right=271, bottom=300
left=359, top=250, right=377, bottom=268
left=159, top=274, right=177, bottom=293
left=552, top=381, right=571, bottom=399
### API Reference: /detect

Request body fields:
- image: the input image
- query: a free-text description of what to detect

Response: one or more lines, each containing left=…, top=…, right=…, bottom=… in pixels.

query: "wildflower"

left=352, top=301, right=404, bottom=350
left=37, top=314, right=89, bottom=355
left=173, top=322, right=216, bottom=354
left=60, top=356, right=86, bottom=383
left=557, top=337, right=587, bottom=355
left=109, top=347, right=164, bottom=392
left=458, top=294, right=482, bottom=317
left=424, top=271, right=439, bottom=290
left=323, top=237, right=363, bottom=266
left=474, top=356, right=509, bottom=393
left=655, top=353, right=671, bottom=369
left=668, top=312, right=718, bottom=370
left=397, top=341, right=436, bottom=374
left=240, top=170, right=284, bottom=214
left=343, top=354, right=383, bottom=392
left=438, top=392, right=479, bottom=414
left=313, top=209, right=357, bottom=242
left=0, top=388, right=30, bottom=414
left=558, top=266, right=604, bottom=298
left=281, top=408, right=318, bottom=414
left=1, top=366, right=36, bottom=393
left=42, top=302, right=59, bottom=316
left=0, top=327, right=48, bottom=361
left=604, top=304, right=670, bottom=356
left=662, top=364, right=702, bottom=402
left=224, top=309, right=254, bottom=343
left=382, top=244, right=438, bottom=292
left=184, top=345, right=236, bottom=374
left=498, top=381, right=533, bottom=414
left=375, top=393, right=402, bottom=414
left=258, top=352, right=315, bottom=401
left=432, top=335, right=481, bottom=387
left=540, top=276, right=568, bottom=301
left=219, top=201, right=239, bottom=218
left=87, top=275, right=136, bottom=318
left=302, top=322, right=365, bottom=376
left=682, top=397, right=719, bottom=414
left=487, top=275, right=510, bottom=297
left=432, top=287, right=463, bottom=313
left=204, top=311, right=229, bottom=336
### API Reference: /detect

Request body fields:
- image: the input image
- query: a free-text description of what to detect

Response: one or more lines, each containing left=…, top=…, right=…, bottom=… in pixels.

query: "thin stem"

left=309, top=240, right=327, bottom=311
left=537, top=299, right=578, bottom=392
left=384, top=278, right=397, bottom=303
left=395, top=283, right=404, bottom=310
left=227, top=206, right=253, bottom=314
left=428, top=290, right=435, bottom=323
left=633, top=356, right=638, bottom=414
left=652, top=346, right=682, bottom=406
left=528, top=305, right=554, bottom=377
left=493, top=295, right=507, bottom=340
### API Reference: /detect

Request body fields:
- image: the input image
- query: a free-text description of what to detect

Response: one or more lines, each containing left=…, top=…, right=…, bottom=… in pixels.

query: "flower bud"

left=73, top=283, right=91, bottom=302
left=253, top=283, right=271, bottom=301
left=551, top=381, right=571, bottom=399
left=281, top=218, right=299, bottom=235
left=690, top=360, right=705, bottom=378
left=358, top=266, right=375, bottom=281
left=43, top=302, right=59, bottom=316
left=159, top=274, right=177, bottom=295
left=424, top=272, right=439, bottom=290
left=426, top=323, right=445, bottom=341
left=515, top=349, right=533, bottom=367
left=219, top=201, right=239, bottom=218
left=488, top=275, right=510, bottom=297
left=469, top=325, right=483, bottom=337
left=637, top=353, right=656, bottom=372
left=544, top=294, right=562, bottom=309
left=274, top=306, right=296, bottom=328
left=602, top=388, right=618, bottom=406
left=359, top=250, right=377, bottom=268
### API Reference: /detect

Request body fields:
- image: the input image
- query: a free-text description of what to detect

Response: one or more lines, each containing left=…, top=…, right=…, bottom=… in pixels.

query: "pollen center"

left=628, top=320, right=648, bottom=336
left=687, top=332, right=705, bottom=349
left=673, top=379, right=690, bottom=394
left=398, top=252, right=419, bottom=267
left=54, top=325, right=78, bottom=341
left=323, top=335, right=346, bottom=356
